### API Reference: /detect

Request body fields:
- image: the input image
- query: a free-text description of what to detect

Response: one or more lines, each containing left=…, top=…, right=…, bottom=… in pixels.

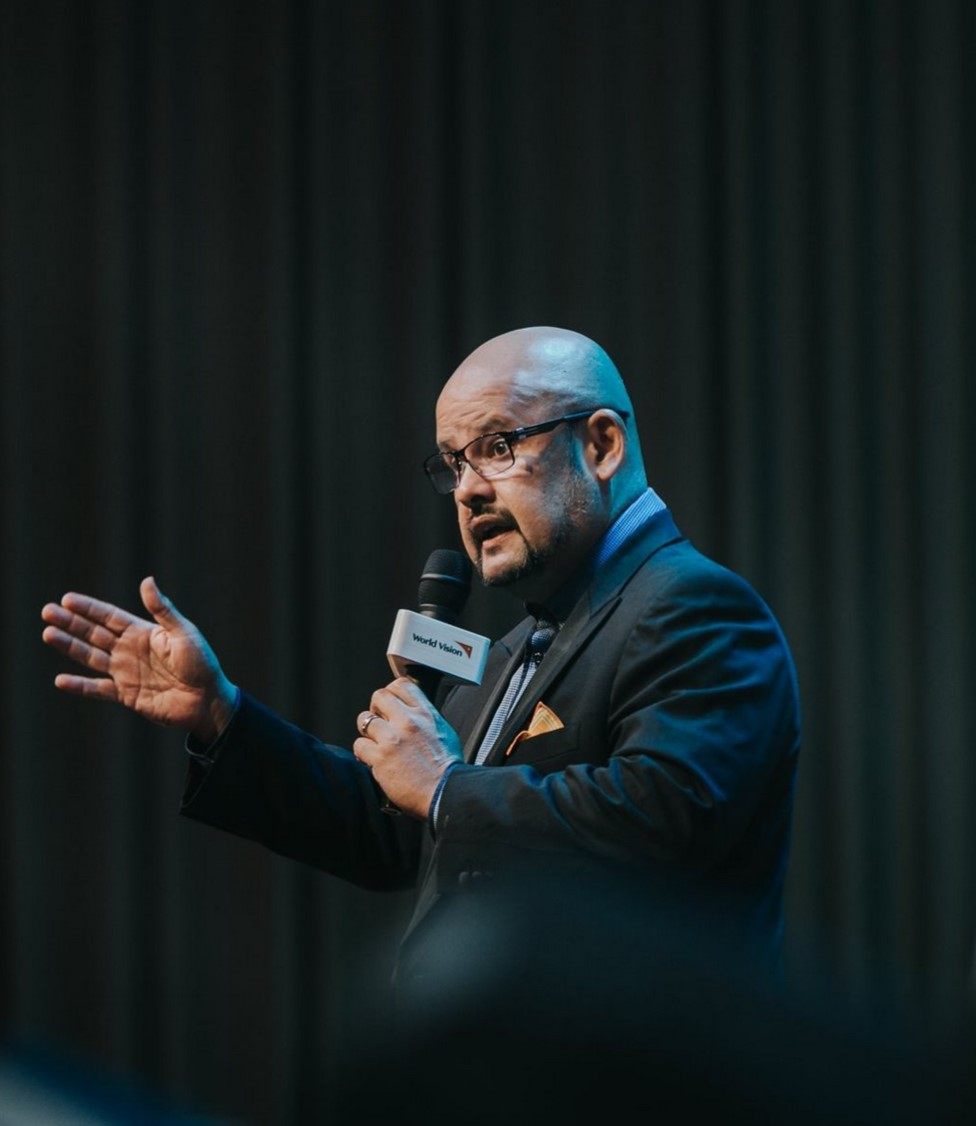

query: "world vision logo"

left=455, top=641, right=473, bottom=659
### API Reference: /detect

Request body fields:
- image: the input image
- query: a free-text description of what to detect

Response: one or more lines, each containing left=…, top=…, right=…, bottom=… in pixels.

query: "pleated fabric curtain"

left=1, top=0, right=974, bottom=1119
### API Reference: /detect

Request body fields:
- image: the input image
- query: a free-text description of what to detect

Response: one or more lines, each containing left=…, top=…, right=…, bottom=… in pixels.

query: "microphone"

left=386, top=549, right=490, bottom=700
left=379, top=550, right=489, bottom=816
left=418, top=548, right=472, bottom=626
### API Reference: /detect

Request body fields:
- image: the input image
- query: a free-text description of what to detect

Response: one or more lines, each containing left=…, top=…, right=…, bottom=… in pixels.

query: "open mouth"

left=481, top=529, right=512, bottom=549
left=470, top=517, right=516, bottom=548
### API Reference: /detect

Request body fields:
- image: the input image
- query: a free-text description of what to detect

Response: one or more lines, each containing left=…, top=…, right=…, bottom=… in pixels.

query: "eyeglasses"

left=423, top=408, right=629, bottom=495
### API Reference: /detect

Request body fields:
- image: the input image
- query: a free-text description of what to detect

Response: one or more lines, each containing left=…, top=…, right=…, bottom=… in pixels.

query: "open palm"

left=41, top=576, right=237, bottom=742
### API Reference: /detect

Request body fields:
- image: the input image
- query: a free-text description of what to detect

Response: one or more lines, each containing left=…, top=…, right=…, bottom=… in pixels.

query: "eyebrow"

left=437, top=416, right=514, bottom=452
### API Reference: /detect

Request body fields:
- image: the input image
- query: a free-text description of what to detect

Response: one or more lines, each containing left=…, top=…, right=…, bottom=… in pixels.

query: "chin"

left=476, top=543, right=532, bottom=588
left=477, top=559, right=524, bottom=588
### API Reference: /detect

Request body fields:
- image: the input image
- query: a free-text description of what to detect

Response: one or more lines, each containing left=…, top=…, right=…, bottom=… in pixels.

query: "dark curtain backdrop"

left=2, top=0, right=974, bottom=1120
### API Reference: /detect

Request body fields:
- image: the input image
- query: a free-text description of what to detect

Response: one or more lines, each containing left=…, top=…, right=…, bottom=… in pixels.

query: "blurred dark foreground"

left=333, top=865, right=976, bottom=1125
left=2, top=865, right=972, bottom=1124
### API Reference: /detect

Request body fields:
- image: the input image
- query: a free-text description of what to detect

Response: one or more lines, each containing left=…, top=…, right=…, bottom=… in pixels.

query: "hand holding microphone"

left=353, top=550, right=489, bottom=818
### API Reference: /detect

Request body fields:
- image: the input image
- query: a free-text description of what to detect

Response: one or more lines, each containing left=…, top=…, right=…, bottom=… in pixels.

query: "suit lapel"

left=481, top=595, right=620, bottom=766
left=461, top=620, right=533, bottom=762
left=479, top=507, right=685, bottom=767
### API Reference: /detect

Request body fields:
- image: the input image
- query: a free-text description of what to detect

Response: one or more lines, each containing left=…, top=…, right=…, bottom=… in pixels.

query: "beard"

left=474, top=460, right=598, bottom=589
left=476, top=526, right=568, bottom=588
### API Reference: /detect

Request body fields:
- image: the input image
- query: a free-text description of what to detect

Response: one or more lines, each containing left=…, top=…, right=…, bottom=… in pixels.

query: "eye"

left=484, top=436, right=511, bottom=461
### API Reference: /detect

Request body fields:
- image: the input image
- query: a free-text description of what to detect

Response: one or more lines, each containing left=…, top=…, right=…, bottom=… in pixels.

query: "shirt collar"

left=526, top=487, right=667, bottom=625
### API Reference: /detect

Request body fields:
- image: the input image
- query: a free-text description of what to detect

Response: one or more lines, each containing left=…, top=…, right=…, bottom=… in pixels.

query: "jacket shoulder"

left=625, top=537, right=781, bottom=621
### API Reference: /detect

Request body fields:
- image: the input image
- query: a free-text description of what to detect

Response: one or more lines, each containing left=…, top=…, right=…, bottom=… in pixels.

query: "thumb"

left=140, top=575, right=186, bottom=630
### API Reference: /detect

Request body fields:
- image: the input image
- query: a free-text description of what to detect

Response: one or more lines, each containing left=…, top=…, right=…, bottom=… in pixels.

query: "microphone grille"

left=418, top=549, right=472, bottom=620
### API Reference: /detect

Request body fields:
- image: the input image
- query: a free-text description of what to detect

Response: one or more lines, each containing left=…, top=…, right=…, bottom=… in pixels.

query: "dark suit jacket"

left=182, top=508, right=800, bottom=987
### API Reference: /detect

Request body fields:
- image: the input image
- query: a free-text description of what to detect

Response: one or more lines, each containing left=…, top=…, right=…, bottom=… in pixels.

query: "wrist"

left=190, top=679, right=239, bottom=746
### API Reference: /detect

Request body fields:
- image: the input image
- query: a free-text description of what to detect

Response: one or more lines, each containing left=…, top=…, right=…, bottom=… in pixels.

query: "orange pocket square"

left=504, top=701, right=565, bottom=757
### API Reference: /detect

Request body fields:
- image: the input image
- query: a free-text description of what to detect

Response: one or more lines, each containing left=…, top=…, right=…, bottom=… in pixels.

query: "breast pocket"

left=506, top=723, right=586, bottom=773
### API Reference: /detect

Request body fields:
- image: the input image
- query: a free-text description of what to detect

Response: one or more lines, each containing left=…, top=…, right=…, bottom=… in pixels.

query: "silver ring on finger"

left=360, top=711, right=380, bottom=737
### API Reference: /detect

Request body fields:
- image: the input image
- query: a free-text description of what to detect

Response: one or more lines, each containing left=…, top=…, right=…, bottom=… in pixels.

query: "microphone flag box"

left=387, top=609, right=490, bottom=686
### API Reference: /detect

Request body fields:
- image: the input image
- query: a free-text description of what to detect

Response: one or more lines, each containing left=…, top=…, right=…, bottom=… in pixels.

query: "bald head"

left=438, top=326, right=646, bottom=489
left=434, top=328, right=649, bottom=599
left=440, top=326, right=626, bottom=419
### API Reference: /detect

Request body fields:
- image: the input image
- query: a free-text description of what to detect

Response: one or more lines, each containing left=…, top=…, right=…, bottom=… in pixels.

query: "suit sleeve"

left=433, top=561, right=800, bottom=874
left=180, top=692, right=423, bottom=891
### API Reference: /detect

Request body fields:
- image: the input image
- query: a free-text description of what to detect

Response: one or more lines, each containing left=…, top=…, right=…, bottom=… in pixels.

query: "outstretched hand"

left=41, top=577, right=238, bottom=744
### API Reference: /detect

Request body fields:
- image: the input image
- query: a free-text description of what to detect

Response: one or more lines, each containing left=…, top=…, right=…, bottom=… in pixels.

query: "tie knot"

left=528, top=619, right=558, bottom=663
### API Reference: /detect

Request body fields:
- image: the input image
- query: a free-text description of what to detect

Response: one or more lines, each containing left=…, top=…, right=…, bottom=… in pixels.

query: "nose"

left=454, top=460, right=495, bottom=508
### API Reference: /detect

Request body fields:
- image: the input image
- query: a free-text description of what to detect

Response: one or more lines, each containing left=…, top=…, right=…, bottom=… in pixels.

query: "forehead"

left=435, top=366, right=552, bottom=447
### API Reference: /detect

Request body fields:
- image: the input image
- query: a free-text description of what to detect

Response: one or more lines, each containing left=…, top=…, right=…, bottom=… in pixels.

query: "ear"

left=581, top=410, right=627, bottom=483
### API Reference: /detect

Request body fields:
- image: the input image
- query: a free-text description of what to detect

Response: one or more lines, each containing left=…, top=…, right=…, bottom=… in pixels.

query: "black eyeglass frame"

left=422, top=407, right=631, bottom=494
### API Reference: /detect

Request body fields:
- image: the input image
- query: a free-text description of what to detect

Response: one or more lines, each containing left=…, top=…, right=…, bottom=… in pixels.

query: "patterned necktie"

left=474, top=619, right=559, bottom=765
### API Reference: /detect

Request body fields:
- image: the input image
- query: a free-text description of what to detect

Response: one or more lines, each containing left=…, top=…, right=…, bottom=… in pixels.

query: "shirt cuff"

left=427, top=760, right=459, bottom=838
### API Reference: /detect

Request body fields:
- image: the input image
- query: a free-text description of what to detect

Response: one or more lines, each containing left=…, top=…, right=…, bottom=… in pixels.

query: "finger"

left=356, top=710, right=384, bottom=739
left=41, top=604, right=120, bottom=652
left=384, top=677, right=427, bottom=707
left=59, top=592, right=139, bottom=635
left=41, top=602, right=64, bottom=624
left=42, top=626, right=112, bottom=673
left=352, top=736, right=376, bottom=768
left=140, top=576, right=187, bottom=631
left=369, top=686, right=401, bottom=719
left=53, top=673, right=119, bottom=702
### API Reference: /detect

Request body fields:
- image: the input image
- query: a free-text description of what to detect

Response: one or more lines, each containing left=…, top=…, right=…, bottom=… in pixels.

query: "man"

left=40, top=326, right=800, bottom=1001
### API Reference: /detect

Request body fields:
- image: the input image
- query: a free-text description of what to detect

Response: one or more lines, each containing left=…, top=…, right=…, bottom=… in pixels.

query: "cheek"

left=456, top=514, right=478, bottom=556
left=515, top=484, right=573, bottom=547
left=503, top=493, right=543, bottom=538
